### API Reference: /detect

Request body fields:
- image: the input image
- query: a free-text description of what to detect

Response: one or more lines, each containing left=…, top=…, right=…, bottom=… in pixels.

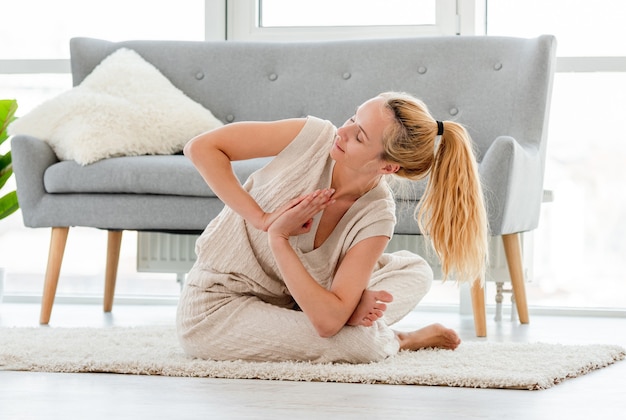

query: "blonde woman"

left=177, top=92, right=488, bottom=363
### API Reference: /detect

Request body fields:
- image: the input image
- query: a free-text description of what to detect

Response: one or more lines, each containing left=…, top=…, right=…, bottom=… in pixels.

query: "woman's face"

left=331, top=96, right=394, bottom=174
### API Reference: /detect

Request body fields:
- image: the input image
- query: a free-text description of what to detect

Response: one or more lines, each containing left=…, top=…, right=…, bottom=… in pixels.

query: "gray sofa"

left=11, top=36, right=556, bottom=335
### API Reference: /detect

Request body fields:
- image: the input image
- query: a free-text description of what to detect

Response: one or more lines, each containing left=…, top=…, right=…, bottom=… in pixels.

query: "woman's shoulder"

left=269, top=116, right=336, bottom=166
left=286, top=116, right=335, bottom=151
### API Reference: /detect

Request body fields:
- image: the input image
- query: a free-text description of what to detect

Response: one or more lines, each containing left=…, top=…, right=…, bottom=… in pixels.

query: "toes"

left=374, top=290, right=394, bottom=303
left=442, top=329, right=461, bottom=349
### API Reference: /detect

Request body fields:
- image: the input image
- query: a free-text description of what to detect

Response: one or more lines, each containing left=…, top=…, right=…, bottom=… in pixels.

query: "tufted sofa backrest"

left=70, top=36, right=555, bottom=163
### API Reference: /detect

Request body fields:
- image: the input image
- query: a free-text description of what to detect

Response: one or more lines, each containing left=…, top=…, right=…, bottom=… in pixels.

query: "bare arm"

left=267, top=196, right=390, bottom=337
left=183, top=118, right=307, bottom=230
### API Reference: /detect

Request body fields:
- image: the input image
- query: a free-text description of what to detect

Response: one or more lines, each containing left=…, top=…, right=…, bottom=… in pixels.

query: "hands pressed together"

left=261, top=188, right=393, bottom=329
left=265, top=188, right=336, bottom=239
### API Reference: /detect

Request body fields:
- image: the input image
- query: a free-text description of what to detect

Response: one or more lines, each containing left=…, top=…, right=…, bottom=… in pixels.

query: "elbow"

left=183, top=131, right=227, bottom=164
left=313, top=319, right=344, bottom=339
left=316, top=328, right=339, bottom=339
left=183, top=136, right=198, bottom=158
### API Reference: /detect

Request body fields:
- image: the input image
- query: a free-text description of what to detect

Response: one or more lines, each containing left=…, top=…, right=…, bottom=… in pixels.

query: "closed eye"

left=349, top=117, right=364, bottom=143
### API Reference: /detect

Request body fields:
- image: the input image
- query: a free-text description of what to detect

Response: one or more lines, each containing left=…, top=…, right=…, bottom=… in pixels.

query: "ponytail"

left=417, top=121, right=489, bottom=284
left=379, top=92, right=488, bottom=284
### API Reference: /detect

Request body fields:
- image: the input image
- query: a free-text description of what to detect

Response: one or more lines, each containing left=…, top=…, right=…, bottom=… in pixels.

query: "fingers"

left=309, top=188, right=335, bottom=200
left=286, top=188, right=335, bottom=213
left=294, top=188, right=335, bottom=217
left=267, top=188, right=335, bottom=238
left=306, top=188, right=335, bottom=206
left=272, top=189, right=334, bottom=227
left=285, top=188, right=329, bottom=209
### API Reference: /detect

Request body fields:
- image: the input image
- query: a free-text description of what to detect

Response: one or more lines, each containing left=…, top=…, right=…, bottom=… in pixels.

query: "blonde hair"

left=379, top=92, right=489, bottom=284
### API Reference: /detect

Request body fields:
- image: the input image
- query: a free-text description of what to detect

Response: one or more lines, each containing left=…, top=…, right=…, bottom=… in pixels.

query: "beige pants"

left=176, top=251, right=432, bottom=363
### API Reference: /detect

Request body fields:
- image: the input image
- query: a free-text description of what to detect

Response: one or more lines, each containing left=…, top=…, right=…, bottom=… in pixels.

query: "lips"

left=334, top=136, right=345, bottom=152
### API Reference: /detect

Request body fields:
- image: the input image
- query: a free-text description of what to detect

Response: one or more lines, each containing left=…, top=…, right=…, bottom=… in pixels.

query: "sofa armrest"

left=11, top=134, right=59, bottom=226
left=480, top=135, right=545, bottom=236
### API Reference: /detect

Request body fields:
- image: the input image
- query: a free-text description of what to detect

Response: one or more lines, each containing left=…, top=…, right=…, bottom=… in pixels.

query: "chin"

left=329, top=146, right=341, bottom=161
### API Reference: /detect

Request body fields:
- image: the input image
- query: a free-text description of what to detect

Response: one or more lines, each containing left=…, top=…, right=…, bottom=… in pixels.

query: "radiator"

left=137, top=231, right=533, bottom=282
left=136, top=232, right=198, bottom=273
left=386, top=234, right=533, bottom=282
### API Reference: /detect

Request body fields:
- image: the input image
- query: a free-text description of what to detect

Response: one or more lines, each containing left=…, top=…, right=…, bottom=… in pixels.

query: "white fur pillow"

left=9, top=48, right=223, bottom=165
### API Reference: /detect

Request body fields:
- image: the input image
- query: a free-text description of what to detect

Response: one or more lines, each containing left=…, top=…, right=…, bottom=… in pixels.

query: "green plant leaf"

left=0, top=151, right=11, bottom=178
left=0, top=190, right=19, bottom=220
left=0, top=158, right=12, bottom=190
left=0, top=168, right=12, bottom=191
left=0, top=99, right=18, bottom=145
left=0, top=99, right=19, bottom=219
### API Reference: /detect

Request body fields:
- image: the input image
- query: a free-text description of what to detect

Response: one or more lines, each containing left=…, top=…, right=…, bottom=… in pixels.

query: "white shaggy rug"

left=1, top=326, right=623, bottom=390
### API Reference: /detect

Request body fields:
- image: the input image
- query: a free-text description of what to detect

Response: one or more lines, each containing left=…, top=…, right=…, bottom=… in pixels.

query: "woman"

left=176, top=92, right=488, bottom=363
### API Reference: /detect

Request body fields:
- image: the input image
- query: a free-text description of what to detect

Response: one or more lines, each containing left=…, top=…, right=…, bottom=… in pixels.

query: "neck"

left=331, top=164, right=382, bottom=201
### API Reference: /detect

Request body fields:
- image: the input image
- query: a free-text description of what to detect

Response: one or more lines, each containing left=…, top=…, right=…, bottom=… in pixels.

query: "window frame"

left=227, top=0, right=459, bottom=41
left=479, top=0, right=626, bottom=311
left=0, top=0, right=224, bottom=77
left=4, top=0, right=626, bottom=311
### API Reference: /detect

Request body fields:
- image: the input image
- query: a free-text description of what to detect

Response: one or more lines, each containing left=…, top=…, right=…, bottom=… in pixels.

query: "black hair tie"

left=436, top=120, right=444, bottom=136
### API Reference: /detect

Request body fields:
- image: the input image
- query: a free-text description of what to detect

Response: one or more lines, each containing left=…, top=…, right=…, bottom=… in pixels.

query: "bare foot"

left=347, top=289, right=394, bottom=327
left=395, top=323, right=461, bottom=351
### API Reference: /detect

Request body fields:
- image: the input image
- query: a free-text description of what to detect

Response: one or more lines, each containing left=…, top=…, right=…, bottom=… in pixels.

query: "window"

left=0, top=0, right=206, bottom=115
left=3, top=1, right=624, bottom=312
left=228, top=0, right=458, bottom=41
left=0, top=0, right=205, bottom=60
left=486, top=0, right=626, bottom=310
left=0, top=0, right=207, bottom=301
left=486, top=0, right=626, bottom=56
left=259, top=0, right=436, bottom=27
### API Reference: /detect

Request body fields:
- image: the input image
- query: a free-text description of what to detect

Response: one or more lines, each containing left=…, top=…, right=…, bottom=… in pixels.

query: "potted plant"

left=1, top=99, right=18, bottom=220
left=0, top=99, right=18, bottom=302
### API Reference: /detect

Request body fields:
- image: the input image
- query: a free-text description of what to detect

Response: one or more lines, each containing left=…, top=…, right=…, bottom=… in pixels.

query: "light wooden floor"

left=1, top=302, right=625, bottom=420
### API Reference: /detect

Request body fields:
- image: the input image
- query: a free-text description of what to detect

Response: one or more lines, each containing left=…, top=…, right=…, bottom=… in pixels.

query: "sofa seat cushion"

left=44, top=155, right=272, bottom=198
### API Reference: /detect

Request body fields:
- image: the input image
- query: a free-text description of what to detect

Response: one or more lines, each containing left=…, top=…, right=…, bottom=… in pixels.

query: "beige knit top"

left=191, top=116, right=396, bottom=306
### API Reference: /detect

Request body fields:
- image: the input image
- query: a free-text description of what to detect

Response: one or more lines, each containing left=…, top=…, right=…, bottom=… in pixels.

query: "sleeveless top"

left=190, top=116, right=396, bottom=305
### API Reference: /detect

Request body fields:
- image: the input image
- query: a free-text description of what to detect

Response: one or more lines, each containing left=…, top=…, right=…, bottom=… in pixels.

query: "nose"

left=337, top=123, right=356, bottom=139
left=334, top=133, right=344, bottom=151
left=335, top=126, right=346, bottom=142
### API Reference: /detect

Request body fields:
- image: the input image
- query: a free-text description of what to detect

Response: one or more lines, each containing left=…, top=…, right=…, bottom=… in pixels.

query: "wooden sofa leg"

left=104, top=230, right=123, bottom=313
left=502, top=233, right=529, bottom=324
left=40, top=227, right=70, bottom=325
left=470, top=279, right=487, bottom=337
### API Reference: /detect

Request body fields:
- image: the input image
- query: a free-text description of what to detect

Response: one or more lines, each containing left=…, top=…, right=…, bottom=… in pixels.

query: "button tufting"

left=268, top=73, right=278, bottom=81
left=494, top=63, right=503, bottom=71
left=195, top=71, right=204, bottom=80
left=449, top=107, right=459, bottom=116
left=342, top=72, right=351, bottom=80
left=417, top=66, right=427, bottom=74
left=226, top=114, right=235, bottom=123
